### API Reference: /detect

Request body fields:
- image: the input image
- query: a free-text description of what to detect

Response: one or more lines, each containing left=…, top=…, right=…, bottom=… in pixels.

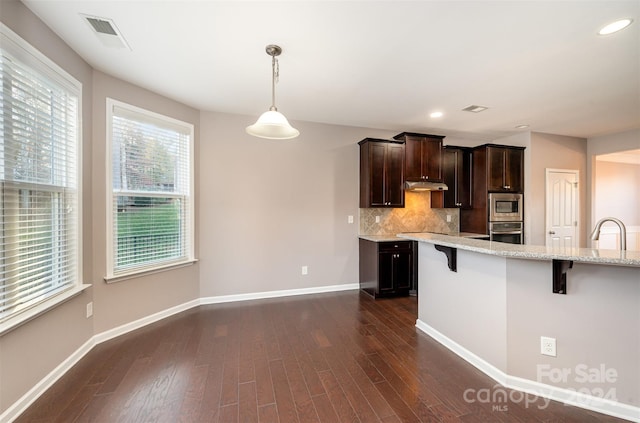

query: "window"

left=106, top=99, right=194, bottom=280
left=0, top=24, right=81, bottom=324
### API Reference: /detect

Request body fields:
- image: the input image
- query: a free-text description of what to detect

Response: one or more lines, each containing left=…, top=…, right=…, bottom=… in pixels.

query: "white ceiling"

left=20, top=0, right=640, bottom=141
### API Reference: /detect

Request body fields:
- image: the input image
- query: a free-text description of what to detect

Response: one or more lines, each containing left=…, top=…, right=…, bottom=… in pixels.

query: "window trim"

left=0, top=284, right=91, bottom=336
left=103, top=259, right=198, bottom=284
left=0, top=22, right=83, bottom=332
left=105, top=98, right=195, bottom=280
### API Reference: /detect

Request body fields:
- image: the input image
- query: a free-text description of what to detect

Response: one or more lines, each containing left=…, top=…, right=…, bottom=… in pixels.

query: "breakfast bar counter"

left=397, top=232, right=640, bottom=266
left=396, top=232, right=640, bottom=421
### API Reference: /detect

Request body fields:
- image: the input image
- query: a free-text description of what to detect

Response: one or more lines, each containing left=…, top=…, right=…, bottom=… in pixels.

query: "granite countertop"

left=358, top=234, right=408, bottom=242
left=359, top=232, right=488, bottom=243
left=396, top=232, right=640, bottom=267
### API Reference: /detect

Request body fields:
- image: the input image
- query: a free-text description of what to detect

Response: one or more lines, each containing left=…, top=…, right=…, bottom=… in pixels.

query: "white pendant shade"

left=246, top=110, right=300, bottom=139
left=247, top=44, right=299, bottom=140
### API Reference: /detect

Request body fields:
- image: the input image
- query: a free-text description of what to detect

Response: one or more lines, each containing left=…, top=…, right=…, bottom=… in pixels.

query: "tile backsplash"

left=359, top=191, right=459, bottom=235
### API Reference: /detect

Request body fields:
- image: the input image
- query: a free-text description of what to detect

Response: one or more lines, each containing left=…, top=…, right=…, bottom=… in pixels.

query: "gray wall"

left=0, top=0, right=94, bottom=412
left=506, top=259, right=640, bottom=407
left=528, top=132, right=587, bottom=246
left=91, top=71, right=200, bottom=333
left=0, top=0, right=201, bottom=413
left=417, top=243, right=639, bottom=408
left=198, top=112, right=394, bottom=297
left=418, top=245, right=508, bottom=371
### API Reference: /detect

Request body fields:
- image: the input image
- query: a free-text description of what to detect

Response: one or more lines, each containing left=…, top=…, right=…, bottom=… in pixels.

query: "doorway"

left=593, top=149, right=640, bottom=251
left=545, top=169, right=579, bottom=248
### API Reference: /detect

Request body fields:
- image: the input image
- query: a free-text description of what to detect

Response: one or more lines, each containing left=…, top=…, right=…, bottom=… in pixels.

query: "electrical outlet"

left=348, top=215, right=354, bottom=224
left=301, top=266, right=308, bottom=275
left=541, top=336, right=556, bottom=357
left=446, top=214, right=452, bottom=222
left=86, top=302, right=93, bottom=318
left=375, top=216, right=381, bottom=223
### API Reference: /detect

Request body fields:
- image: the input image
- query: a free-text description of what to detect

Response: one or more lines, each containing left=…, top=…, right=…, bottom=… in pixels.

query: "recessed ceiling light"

left=515, top=124, right=529, bottom=129
left=598, top=19, right=633, bottom=35
left=462, top=105, right=488, bottom=113
left=430, top=111, right=443, bottom=118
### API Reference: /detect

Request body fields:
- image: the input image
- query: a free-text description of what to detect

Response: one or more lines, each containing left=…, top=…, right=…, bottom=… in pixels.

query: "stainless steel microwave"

left=489, top=193, right=523, bottom=222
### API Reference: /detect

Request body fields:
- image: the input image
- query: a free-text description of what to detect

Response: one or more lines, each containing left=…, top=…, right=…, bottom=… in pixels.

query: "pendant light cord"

left=270, top=55, right=279, bottom=111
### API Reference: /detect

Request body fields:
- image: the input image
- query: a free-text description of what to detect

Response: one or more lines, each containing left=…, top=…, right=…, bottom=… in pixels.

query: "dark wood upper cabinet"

left=461, top=144, right=525, bottom=234
left=359, top=138, right=405, bottom=208
left=485, top=145, right=524, bottom=192
left=441, top=146, right=472, bottom=208
left=393, top=132, right=444, bottom=182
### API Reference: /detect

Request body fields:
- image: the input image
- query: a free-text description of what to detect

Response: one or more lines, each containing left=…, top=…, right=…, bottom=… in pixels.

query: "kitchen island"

left=397, top=232, right=640, bottom=422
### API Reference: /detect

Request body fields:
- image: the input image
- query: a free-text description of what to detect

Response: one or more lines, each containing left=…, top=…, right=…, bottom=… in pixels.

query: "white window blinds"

left=107, top=100, right=193, bottom=278
left=0, top=25, right=81, bottom=322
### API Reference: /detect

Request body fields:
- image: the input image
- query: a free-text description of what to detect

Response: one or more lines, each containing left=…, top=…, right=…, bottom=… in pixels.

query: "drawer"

left=378, top=241, right=413, bottom=252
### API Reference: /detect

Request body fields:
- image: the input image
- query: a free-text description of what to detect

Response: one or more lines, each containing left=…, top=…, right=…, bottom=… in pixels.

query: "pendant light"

left=246, top=44, right=300, bottom=139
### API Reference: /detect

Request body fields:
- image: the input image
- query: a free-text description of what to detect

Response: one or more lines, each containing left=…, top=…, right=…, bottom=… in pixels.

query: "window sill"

left=0, top=284, right=92, bottom=337
left=104, top=259, right=198, bottom=284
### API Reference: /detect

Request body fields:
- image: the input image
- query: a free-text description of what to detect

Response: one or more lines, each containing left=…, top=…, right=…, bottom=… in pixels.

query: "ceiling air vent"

left=86, top=17, right=118, bottom=35
left=462, top=105, right=489, bottom=113
left=81, top=14, right=131, bottom=50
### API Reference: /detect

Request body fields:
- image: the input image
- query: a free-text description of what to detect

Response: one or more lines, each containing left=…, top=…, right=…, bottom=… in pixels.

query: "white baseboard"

left=1, top=337, right=96, bottom=423
left=1, top=283, right=359, bottom=423
left=93, top=299, right=201, bottom=345
left=415, top=319, right=640, bottom=423
left=415, top=319, right=508, bottom=386
left=199, top=283, right=359, bottom=305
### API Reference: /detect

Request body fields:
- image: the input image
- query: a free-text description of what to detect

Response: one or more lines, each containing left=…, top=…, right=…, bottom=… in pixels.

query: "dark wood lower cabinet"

left=359, top=239, right=416, bottom=298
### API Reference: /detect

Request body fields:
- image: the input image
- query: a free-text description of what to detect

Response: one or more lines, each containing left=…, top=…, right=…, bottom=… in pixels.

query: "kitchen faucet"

left=590, top=217, right=627, bottom=250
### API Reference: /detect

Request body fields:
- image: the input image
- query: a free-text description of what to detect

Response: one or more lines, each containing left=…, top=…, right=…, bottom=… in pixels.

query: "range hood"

left=405, top=181, right=449, bottom=191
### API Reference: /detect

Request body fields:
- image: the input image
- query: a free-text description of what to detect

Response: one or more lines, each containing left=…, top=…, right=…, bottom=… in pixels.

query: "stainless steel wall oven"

left=489, top=221, right=523, bottom=244
left=488, top=193, right=523, bottom=244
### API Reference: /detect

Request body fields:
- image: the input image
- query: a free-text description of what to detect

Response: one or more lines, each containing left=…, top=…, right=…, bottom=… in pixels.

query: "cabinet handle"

left=504, top=185, right=511, bottom=189
left=549, top=231, right=556, bottom=235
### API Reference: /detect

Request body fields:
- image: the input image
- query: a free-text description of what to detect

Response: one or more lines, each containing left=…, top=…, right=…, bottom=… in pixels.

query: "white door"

left=546, top=169, right=579, bottom=248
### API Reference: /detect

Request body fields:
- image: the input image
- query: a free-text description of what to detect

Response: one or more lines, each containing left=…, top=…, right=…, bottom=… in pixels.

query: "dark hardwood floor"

left=16, top=291, right=625, bottom=422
